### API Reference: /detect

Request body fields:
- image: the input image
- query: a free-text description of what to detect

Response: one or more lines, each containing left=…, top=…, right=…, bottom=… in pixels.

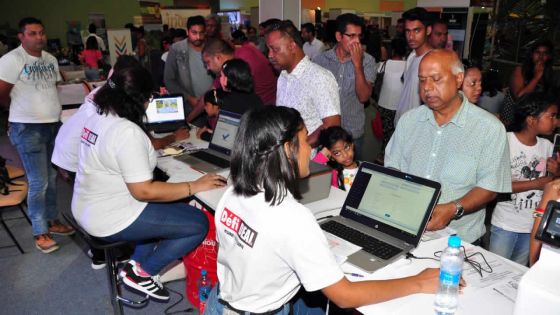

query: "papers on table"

left=462, top=246, right=525, bottom=289
left=324, top=232, right=361, bottom=259
left=421, top=226, right=457, bottom=242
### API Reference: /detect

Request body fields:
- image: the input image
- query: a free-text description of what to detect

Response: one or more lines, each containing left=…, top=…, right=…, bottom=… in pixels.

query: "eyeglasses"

left=343, top=33, right=364, bottom=41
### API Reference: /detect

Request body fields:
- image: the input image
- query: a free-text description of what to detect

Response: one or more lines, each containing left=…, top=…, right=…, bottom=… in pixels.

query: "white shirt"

left=303, top=37, right=325, bottom=60
left=51, top=88, right=99, bottom=172
left=276, top=56, right=340, bottom=134
left=215, top=187, right=343, bottom=312
left=342, top=167, right=359, bottom=191
left=394, top=50, right=430, bottom=125
left=72, top=112, right=157, bottom=237
left=0, top=45, right=61, bottom=123
left=492, top=133, right=553, bottom=233
left=377, top=60, right=406, bottom=111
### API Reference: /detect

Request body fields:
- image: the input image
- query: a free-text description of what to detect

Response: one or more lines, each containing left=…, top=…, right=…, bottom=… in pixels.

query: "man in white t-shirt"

left=393, top=7, right=433, bottom=125
left=266, top=20, right=341, bottom=146
left=301, top=23, right=325, bottom=60
left=0, top=17, right=74, bottom=254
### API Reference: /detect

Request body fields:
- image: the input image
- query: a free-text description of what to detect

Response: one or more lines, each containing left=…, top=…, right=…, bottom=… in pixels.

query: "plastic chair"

left=61, top=211, right=149, bottom=315
left=0, top=181, right=28, bottom=254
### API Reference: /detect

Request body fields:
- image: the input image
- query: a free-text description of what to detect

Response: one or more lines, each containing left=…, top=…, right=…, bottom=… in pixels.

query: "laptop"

left=145, top=94, right=187, bottom=133
left=321, top=162, right=441, bottom=273
left=174, top=110, right=242, bottom=173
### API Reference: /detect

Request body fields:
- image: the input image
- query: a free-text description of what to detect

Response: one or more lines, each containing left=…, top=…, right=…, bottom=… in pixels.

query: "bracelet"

left=533, top=211, right=544, bottom=218
left=187, top=182, right=192, bottom=196
left=534, top=207, right=545, bottom=214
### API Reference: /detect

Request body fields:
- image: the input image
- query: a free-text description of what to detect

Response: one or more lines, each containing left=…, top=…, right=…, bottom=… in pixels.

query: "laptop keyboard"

left=321, top=220, right=402, bottom=260
left=189, top=150, right=230, bottom=168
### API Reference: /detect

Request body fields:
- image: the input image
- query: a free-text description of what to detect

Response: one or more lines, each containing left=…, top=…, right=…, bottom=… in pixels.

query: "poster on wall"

left=107, top=29, right=133, bottom=66
left=161, top=9, right=211, bottom=30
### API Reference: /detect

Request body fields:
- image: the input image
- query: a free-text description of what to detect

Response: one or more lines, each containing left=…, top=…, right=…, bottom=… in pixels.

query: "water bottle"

left=434, top=235, right=464, bottom=315
left=198, top=269, right=211, bottom=313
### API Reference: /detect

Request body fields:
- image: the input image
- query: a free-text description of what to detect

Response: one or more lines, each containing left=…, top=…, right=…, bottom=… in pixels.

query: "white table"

left=350, top=236, right=527, bottom=315
left=156, top=134, right=527, bottom=314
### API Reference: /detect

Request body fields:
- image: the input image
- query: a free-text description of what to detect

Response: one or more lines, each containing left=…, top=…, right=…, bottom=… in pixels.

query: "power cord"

left=164, top=286, right=194, bottom=314
left=407, top=246, right=493, bottom=278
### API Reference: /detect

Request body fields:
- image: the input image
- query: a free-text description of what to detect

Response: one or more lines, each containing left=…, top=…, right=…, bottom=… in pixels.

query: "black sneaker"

left=119, top=261, right=170, bottom=301
left=88, top=249, right=130, bottom=270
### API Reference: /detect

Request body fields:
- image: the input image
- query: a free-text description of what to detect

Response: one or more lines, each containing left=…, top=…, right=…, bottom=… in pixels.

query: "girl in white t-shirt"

left=204, top=106, right=441, bottom=314
left=313, top=126, right=359, bottom=191
left=490, top=92, right=559, bottom=265
left=72, top=67, right=226, bottom=302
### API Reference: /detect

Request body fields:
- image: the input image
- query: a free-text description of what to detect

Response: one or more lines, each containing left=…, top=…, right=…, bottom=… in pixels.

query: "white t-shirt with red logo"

left=72, top=112, right=156, bottom=237
left=214, top=186, right=344, bottom=313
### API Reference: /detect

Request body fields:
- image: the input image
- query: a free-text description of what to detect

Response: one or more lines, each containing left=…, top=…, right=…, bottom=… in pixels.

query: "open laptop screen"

left=145, top=95, right=185, bottom=124
left=342, top=163, right=440, bottom=244
left=209, top=111, right=242, bottom=155
left=350, top=168, right=436, bottom=235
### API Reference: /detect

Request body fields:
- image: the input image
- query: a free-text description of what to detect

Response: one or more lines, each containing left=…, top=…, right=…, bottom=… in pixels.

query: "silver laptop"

left=321, top=162, right=441, bottom=273
left=174, top=110, right=241, bottom=173
left=145, top=94, right=187, bottom=133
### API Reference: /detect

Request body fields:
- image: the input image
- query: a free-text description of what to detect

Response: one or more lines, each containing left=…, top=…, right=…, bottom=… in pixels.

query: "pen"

left=344, top=272, right=364, bottom=278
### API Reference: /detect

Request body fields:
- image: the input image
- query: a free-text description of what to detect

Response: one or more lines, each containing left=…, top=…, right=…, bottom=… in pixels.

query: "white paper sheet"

left=324, top=232, right=361, bottom=258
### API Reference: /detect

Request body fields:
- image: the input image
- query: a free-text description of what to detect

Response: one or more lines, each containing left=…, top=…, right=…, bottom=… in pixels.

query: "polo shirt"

left=276, top=56, right=340, bottom=134
left=313, top=47, right=376, bottom=139
left=385, top=97, right=512, bottom=242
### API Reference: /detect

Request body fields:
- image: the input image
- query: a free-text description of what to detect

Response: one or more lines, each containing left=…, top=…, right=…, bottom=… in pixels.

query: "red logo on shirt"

left=220, top=208, right=258, bottom=248
left=81, top=127, right=98, bottom=145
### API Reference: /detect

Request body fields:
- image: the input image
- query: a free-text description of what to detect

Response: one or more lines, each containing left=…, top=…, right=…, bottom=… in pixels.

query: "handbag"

left=372, top=61, right=387, bottom=102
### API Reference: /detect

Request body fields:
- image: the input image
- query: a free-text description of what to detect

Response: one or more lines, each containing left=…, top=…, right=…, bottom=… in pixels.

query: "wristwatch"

left=453, top=200, right=465, bottom=220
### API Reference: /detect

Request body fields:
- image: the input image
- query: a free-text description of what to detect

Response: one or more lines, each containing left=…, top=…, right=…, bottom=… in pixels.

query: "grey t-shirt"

left=188, top=48, right=213, bottom=97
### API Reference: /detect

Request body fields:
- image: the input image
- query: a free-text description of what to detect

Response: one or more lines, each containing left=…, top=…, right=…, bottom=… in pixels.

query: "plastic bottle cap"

left=201, top=269, right=207, bottom=276
left=448, top=235, right=461, bottom=247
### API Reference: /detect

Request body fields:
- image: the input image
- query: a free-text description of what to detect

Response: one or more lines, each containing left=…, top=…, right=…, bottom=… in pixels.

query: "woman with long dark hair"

left=511, top=40, right=555, bottom=98
left=72, top=66, right=226, bottom=302
left=204, top=106, right=440, bottom=314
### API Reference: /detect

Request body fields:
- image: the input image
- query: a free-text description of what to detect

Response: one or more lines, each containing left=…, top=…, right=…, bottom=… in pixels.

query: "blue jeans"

left=489, top=225, right=530, bottom=266
left=204, top=285, right=326, bottom=315
left=8, top=122, right=60, bottom=236
left=102, top=202, right=208, bottom=275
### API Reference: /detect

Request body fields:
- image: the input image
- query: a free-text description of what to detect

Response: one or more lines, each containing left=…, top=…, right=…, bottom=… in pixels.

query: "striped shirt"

left=313, top=48, right=376, bottom=139
left=385, top=97, right=512, bottom=242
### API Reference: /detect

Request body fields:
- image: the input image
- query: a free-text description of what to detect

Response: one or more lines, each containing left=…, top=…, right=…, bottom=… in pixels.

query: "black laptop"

left=174, top=110, right=241, bottom=173
left=321, top=162, right=441, bottom=272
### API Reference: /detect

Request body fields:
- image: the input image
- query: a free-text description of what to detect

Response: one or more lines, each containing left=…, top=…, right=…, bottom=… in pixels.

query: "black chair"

left=61, top=211, right=149, bottom=314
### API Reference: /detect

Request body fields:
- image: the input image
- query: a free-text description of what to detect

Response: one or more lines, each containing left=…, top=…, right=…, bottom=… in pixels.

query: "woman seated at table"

left=204, top=106, right=442, bottom=314
left=72, top=66, right=227, bottom=302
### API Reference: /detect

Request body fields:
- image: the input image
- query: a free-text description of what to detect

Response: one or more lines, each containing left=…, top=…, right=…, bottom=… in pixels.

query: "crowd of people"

left=0, top=6, right=558, bottom=312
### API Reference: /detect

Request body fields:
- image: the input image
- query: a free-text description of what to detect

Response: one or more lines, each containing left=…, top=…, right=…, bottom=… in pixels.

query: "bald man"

left=384, top=49, right=512, bottom=243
